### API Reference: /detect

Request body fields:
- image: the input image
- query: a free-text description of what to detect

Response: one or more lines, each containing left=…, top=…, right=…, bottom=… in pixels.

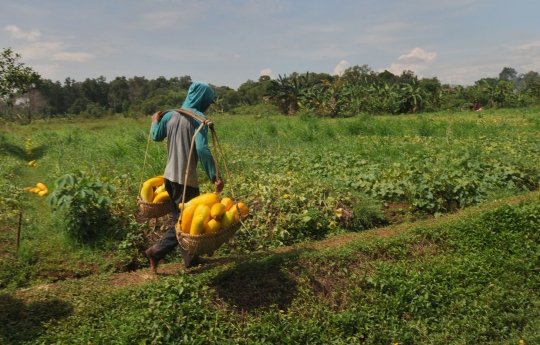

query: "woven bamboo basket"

left=137, top=197, right=171, bottom=219
left=176, top=213, right=249, bottom=256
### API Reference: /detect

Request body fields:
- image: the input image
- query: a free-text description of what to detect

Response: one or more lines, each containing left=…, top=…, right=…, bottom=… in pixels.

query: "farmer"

left=145, top=81, right=224, bottom=272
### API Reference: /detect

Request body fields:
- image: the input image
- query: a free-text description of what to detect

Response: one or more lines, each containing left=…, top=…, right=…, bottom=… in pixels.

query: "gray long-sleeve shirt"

left=151, top=110, right=218, bottom=188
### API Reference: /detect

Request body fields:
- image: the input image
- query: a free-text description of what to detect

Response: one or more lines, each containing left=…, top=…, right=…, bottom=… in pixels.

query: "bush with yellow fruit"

left=176, top=193, right=249, bottom=236
left=139, top=175, right=171, bottom=203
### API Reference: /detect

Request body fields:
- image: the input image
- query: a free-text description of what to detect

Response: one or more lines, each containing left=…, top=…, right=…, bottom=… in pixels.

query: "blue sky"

left=1, top=0, right=539, bottom=89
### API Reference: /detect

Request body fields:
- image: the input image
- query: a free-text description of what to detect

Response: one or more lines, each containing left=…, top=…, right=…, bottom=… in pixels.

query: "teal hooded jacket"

left=151, top=82, right=218, bottom=185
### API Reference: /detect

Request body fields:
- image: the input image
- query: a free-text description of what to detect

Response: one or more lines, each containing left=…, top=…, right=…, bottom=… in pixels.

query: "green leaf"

left=66, top=174, right=76, bottom=186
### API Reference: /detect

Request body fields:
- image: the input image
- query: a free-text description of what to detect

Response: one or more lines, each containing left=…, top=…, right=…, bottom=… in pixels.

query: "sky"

left=1, top=0, right=539, bottom=89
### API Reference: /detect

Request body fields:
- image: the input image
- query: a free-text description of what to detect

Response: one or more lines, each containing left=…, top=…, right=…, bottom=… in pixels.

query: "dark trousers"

left=151, top=179, right=200, bottom=266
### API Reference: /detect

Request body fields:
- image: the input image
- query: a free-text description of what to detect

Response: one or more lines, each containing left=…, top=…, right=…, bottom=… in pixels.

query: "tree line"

left=1, top=48, right=540, bottom=123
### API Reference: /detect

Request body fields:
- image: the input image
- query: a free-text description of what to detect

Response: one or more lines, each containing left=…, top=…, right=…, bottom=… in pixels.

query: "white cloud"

left=513, top=41, right=540, bottom=50
left=31, top=63, right=59, bottom=79
left=385, top=63, right=428, bottom=77
left=16, top=41, right=64, bottom=60
left=51, top=52, right=95, bottom=62
left=3, top=25, right=96, bottom=66
left=260, top=68, right=273, bottom=78
left=398, top=47, right=437, bottom=63
left=333, top=60, right=350, bottom=76
left=5, top=25, right=41, bottom=41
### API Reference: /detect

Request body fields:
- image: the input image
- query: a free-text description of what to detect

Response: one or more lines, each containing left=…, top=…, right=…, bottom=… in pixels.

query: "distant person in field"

left=472, top=101, right=480, bottom=111
left=145, top=81, right=224, bottom=272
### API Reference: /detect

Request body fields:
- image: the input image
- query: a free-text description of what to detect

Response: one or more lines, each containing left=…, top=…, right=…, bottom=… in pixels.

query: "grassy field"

left=1, top=108, right=540, bottom=343
left=1, top=194, right=539, bottom=344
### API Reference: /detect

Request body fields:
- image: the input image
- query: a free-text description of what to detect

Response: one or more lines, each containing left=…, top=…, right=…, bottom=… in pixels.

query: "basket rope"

left=138, top=128, right=153, bottom=200
left=136, top=115, right=170, bottom=219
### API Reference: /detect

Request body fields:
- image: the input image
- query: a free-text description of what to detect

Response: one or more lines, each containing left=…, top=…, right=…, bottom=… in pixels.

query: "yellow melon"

left=204, top=219, right=221, bottom=234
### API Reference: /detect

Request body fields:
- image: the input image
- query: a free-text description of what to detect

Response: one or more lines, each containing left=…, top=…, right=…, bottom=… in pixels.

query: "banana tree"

left=401, top=78, right=429, bottom=113
left=267, top=72, right=313, bottom=115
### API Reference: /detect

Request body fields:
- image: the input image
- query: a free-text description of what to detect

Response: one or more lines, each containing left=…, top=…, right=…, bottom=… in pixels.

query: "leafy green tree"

left=37, top=79, right=66, bottom=116
left=397, top=70, right=416, bottom=84
left=521, top=71, right=540, bottom=86
left=127, top=76, right=149, bottom=103
left=499, top=67, right=518, bottom=81
left=81, top=76, right=109, bottom=107
left=0, top=48, right=40, bottom=106
left=341, top=64, right=374, bottom=85
left=108, top=77, right=129, bottom=113
left=401, top=77, right=430, bottom=113
left=267, top=73, right=314, bottom=114
left=299, top=77, right=348, bottom=117
left=378, top=70, right=396, bottom=84
left=475, top=77, right=498, bottom=87
left=178, top=75, right=193, bottom=89
left=236, top=78, right=271, bottom=106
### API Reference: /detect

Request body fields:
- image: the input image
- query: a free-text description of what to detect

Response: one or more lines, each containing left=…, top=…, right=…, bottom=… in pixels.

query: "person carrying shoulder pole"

left=145, top=81, right=224, bottom=272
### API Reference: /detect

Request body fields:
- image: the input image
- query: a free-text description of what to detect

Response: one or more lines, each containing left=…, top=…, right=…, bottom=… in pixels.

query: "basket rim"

left=176, top=213, right=250, bottom=237
left=136, top=196, right=170, bottom=205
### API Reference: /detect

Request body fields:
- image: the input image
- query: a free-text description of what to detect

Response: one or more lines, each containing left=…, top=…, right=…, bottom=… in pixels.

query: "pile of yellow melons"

left=24, top=182, right=48, bottom=196
left=140, top=176, right=170, bottom=203
left=177, top=193, right=248, bottom=235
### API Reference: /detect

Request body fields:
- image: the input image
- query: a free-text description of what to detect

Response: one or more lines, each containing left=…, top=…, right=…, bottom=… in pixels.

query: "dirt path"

left=15, top=190, right=540, bottom=299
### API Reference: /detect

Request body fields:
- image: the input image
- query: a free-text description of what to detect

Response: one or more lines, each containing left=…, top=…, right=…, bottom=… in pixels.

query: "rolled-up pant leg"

left=151, top=179, right=200, bottom=267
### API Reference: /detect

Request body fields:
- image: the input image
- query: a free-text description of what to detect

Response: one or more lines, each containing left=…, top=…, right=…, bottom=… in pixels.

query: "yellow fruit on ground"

left=36, top=182, right=47, bottom=191
left=220, top=197, right=233, bottom=211
left=190, top=215, right=205, bottom=235
left=30, top=187, right=40, bottom=194
left=152, top=191, right=170, bottom=203
left=187, top=193, right=219, bottom=208
left=144, top=176, right=164, bottom=187
left=221, top=211, right=236, bottom=229
left=154, top=184, right=166, bottom=194
left=28, top=160, right=35, bottom=166
left=179, top=204, right=198, bottom=234
left=23, top=187, right=32, bottom=191
left=140, top=182, right=154, bottom=202
left=38, top=190, right=48, bottom=197
left=204, top=219, right=221, bottom=234
left=210, top=203, right=226, bottom=220
left=230, top=202, right=249, bottom=221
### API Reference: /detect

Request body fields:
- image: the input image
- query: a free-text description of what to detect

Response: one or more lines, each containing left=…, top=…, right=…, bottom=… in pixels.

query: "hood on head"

left=182, top=81, right=215, bottom=113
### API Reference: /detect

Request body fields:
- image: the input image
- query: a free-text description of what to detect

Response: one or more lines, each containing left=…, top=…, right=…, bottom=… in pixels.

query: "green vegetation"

left=2, top=196, right=539, bottom=344
left=1, top=107, right=540, bottom=343
left=2, top=109, right=540, bottom=286
left=0, top=48, right=40, bottom=107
